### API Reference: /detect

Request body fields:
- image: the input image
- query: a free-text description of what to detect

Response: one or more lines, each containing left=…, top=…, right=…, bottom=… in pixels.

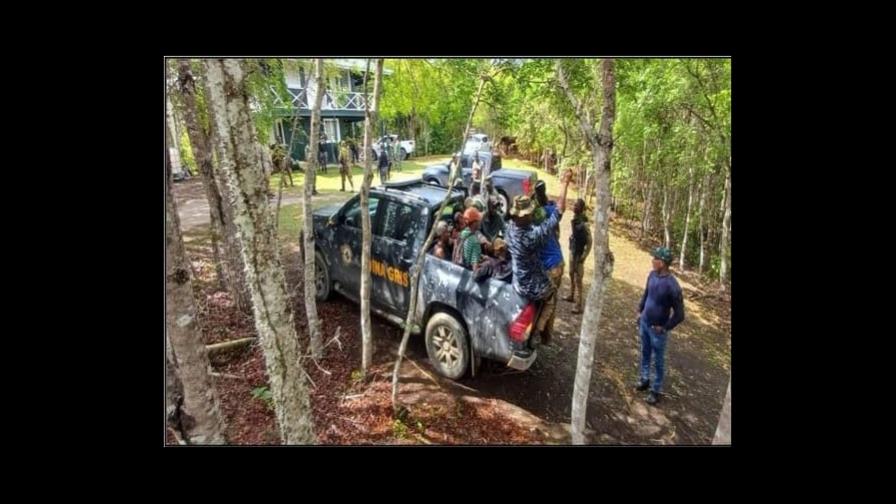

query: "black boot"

left=635, top=380, right=650, bottom=392
left=646, top=391, right=661, bottom=405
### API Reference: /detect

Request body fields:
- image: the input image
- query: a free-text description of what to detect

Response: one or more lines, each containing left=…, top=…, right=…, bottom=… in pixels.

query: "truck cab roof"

left=374, top=179, right=465, bottom=211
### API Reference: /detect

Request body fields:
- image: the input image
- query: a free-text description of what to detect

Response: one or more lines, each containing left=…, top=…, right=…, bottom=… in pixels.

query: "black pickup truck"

left=306, top=179, right=540, bottom=379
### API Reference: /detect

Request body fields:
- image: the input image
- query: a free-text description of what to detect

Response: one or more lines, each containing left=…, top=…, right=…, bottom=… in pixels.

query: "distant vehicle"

left=421, top=151, right=537, bottom=216
left=371, top=134, right=415, bottom=160
left=463, top=133, right=491, bottom=154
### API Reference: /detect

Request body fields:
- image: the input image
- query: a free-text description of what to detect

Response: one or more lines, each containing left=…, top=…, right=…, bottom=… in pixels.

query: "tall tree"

left=557, top=58, right=617, bottom=445
left=360, top=59, right=384, bottom=374
left=203, top=59, right=315, bottom=444
left=166, top=153, right=227, bottom=445
left=303, top=59, right=325, bottom=360
left=698, top=172, right=709, bottom=273
left=679, top=165, right=695, bottom=270
left=176, top=60, right=251, bottom=313
left=719, top=166, right=731, bottom=288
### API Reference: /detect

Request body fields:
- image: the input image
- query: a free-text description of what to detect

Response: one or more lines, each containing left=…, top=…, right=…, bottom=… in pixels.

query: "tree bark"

left=712, top=380, right=731, bottom=444
left=698, top=172, right=708, bottom=273
left=303, top=59, right=325, bottom=360
left=203, top=58, right=315, bottom=444
left=360, top=59, right=384, bottom=374
left=719, top=161, right=731, bottom=288
left=662, top=183, right=671, bottom=248
left=166, top=153, right=228, bottom=445
left=176, top=60, right=251, bottom=312
left=679, top=165, right=695, bottom=270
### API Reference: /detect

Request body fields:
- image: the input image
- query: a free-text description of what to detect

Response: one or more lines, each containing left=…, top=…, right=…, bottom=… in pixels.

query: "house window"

left=323, top=119, right=339, bottom=143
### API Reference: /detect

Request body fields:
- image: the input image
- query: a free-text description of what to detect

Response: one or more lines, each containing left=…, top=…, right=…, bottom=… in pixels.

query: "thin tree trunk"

left=558, top=58, right=617, bottom=445
left=641, top=180, right=652, bottom=240
left=698, top=172, right=708, bottom=273
left=712, top=380, right=731, bottom=444
left=662, top=183, right=671, bottom=248
left=203, top=58, right=315, bottom=444
left=360, top=59, right=384, bottom=374
left=173, top=63, right=225, bottom=290
left=719, top=161, right=731, bottom=289
left=391, top=69, right=490, bottom=412
left=679, top=165, right=695, bottom=270
left=176, top=60, right=251, bottom=312
left=303, top=59, right=325, bottom=360
left=166, top=95, right=185, bottom=174
left=166, top=154, right=227, bottom=445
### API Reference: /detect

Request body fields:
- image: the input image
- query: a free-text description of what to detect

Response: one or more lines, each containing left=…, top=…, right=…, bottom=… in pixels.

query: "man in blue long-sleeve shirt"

left=636, top=247, right=685, bottom=405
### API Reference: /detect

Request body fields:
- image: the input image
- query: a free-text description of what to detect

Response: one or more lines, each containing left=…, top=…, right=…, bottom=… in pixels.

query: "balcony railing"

left=276, top=87, right=367, bottom=111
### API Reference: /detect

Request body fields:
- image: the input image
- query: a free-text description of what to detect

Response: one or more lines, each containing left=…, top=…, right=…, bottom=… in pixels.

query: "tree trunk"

left=176, top=60, right=251, bottom=312
left=719, top=161, right=731, bottom=288
left=203, top=59, right=315, bottom=444
left=166, top=95, right=185, bottom=175
left=303, top=59, right=325, bottom=360
left=662, top=183, right=671, bottom=248
left=679, top=165, right=695, bottom=270
left=392, top=69, right=490, bottom=411
left=641, top=180, right=653, bottom=241
left=560, top=59, right=616, bottom=445
left=166, top=154, right=227, bottom=445
left=712, top=380, right=731, bottom=444
left=698, top=172, right=708, bottom=273
left=360, top=59, right=384, bottom=374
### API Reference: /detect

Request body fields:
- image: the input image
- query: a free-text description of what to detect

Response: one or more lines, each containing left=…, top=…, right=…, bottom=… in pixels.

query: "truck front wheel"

left=315, top=251, right=332, bottom=301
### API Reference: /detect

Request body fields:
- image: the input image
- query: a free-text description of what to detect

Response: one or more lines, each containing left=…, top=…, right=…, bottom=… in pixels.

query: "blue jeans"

left=639, top=317, right=668, bottom=394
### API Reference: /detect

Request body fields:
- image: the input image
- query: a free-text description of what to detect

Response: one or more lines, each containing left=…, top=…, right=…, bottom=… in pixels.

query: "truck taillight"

left=522, top=177, right=531, bottom=196
left=508, top=303, right=537, bottom=342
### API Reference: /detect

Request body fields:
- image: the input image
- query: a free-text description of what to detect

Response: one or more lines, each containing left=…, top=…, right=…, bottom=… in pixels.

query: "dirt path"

left=172, top=178, right=346, bottom=231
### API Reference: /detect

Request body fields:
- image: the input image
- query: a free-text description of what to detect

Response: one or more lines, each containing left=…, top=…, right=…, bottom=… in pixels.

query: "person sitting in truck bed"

left=475, top=237, right=512, bottom=283
left=480, top=195, right=506, bottom=242
left=459, top=207, right=485, bottom=270
left=451, top=211, right=466, bottom=265
left=431, top=220, right=453, bottom=260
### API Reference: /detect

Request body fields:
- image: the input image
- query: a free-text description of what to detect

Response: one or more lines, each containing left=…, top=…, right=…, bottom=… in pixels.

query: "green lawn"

left=268, top=155, right=452, bottom=198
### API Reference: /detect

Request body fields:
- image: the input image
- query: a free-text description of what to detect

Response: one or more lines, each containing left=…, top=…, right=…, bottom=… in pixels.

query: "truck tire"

left=400, top=148, right=408, bottom=160
left=424, top=312, right=470, bottom=380
left=315, top=250, right=332, bottom=301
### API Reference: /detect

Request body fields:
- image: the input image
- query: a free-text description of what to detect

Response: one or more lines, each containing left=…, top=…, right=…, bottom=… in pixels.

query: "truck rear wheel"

left=425, top=312, right=470, bottom=380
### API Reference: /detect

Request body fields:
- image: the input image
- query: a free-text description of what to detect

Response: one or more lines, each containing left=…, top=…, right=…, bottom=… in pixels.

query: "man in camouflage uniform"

left=338, top=140, right=355, bottom=192
left=270, top=143, right=293, bottom=187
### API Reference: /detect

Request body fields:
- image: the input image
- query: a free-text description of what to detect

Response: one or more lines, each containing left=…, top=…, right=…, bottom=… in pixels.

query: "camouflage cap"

left=509, top=195, right=536, bottom=218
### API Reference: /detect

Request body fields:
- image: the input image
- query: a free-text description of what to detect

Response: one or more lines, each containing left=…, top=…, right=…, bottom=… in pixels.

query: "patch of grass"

left=268, top=158, right=439, bottom=198
left=392, top=418, right=410, bottom=440
left=251, top=386, right=274, bottom=411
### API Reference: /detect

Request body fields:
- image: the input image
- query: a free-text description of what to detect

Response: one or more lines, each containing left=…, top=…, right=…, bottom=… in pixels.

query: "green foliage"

left=251, top=386, right=274, bottom=410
